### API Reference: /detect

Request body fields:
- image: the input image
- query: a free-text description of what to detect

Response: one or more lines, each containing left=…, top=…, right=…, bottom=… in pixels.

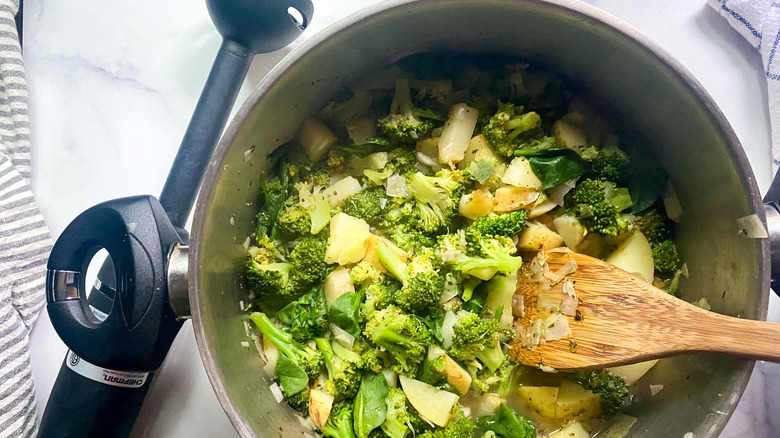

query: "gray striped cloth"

left=0, top=0, right=52, bottom=436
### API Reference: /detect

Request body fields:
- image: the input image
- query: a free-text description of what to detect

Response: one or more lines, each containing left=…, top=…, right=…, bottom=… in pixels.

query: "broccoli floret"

left=388, top=148, right=420, bottom=177
left=327, top=149, right=347, bottom=169
left=577, top=369, right=631, bottom=416
left=481, top=102, right=540, bottom=158
left=408, top=170, right=466, bottom=233
left=350, top=261, right=384, bottom=287
left=353, top=338, right=386, bottom=374
left=314, top=338, right=362, bottom=400
left=471, top=211, right=527, bottom=238
left=378, top=79, right=434, bottom=145
left=632, top=209, right=670, bottom=245
left=275, top=288, right=328, bottom=342
left=362, top=279, right=397, bottom=319
left=476, top=403, right=535, bottom=438
left=448, top=230, right=522, bottom=281
left=449, top=311, right=505, bottom=373
left=469, top=357, right=518, bottom=393
left=381, top=202, right=438, bottom=254
left=419, top=413, right=476, bottom=438
left=581, top=145, right=630, bottom=184
left=652, top=240, right=681, bottom=277
left=320, top=401, right=357, bottom=438
left=247, top=235, right=277, bottom=265
left=295, top=181, right=332, bottom=234
left=363, top=305, right=431, bottom=375
left=285, top=387, right=310, bottom=413
left=380, top=387, right=419, bottom=438
left=250, top=312, right=323, bottom=379
left=245, top=260, right=300, bottom=314
left=567, top=178, right=632, bottom=238
left=377, top=245, right=444, bottom=315
left=277, top=203, right=312, bottom=237
left=342, top=186, right=388, bottom=226
left=289, top=237, right=330, bottom=285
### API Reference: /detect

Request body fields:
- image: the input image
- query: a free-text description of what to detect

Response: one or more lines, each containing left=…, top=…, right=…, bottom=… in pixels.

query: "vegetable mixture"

left=243, top=57, right=687, bottom=438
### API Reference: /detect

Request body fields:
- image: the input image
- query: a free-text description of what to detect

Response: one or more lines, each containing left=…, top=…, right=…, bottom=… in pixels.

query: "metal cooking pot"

left=48, top=0, right=773, bottom=437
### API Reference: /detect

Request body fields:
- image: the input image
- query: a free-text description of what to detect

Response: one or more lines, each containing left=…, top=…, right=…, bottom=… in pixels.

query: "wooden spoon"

left=509, top=250, right=780, bottom=371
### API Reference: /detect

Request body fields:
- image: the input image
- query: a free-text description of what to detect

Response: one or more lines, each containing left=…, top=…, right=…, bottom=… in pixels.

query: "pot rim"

left=189, top=1, right=769, bottom=436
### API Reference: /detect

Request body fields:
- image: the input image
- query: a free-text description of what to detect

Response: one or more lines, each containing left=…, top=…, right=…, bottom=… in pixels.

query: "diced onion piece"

left=522, top=318, right=544, bottom=348
left=438, top=103, right=480, bottom=164
left=475, top=393, right=506, bottom=417
left=502, top=157, right=542, bottom=189
left=527, top=198, right=557, bottom=218
left=559, top=295, right=578, bottom=316
left=323, top=176, right=362, bottom=208
left=548, top=179, right=577, bottom=206
left=736, top=213, right=768, bottom=238
left=241, top=341, right=250, bottom=348
left=544, top=259, right=578, bottom=284
left=270, top=382, right=284, bottom=403
left=494, top=186, right=540, bottom=212
left=298, top=119, right=337, bottom=163
left=441, top=311, right=458, bottom=349
left=330, top=324, right=355, bottom=350
left=244, top=146, right=254, bottom=162
left=601, top=414, right=638, bottom=438
left=263, top=335, right=279, bottom=369
left=543, top=313, right=571, bottom=342
left=662, top=181, right=683, bottom=222
left=459, top=189, right=494, bottom=219
left=416, top=137, right=442, bottom=171
left=512, top=294, right=525, bottom=317
left=416, top=151, right=440, bottom=169
left=381, top=369, right=398, bottom=388
left=346, top=117, right=376, bottom=143
left=650, top=384, right=664, bottom=396
left=526, top=251, right=548, bottom=282
left=324, top=266, right=355, bottom=306
left=385, top=174, right=410, bottom=198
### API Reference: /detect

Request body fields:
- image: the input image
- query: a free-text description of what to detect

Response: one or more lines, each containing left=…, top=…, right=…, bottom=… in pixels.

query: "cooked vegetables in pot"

left=242, top=57, right=688, bottom=437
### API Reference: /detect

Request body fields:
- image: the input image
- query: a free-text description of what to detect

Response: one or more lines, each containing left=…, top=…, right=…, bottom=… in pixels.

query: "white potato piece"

left=553, top=215, right=588, bottom=249
left=324, top=266, right=355, bottom=306
left=605, top=230, right=654, bottom=282
left=428, top=346, right=472, bottom=396
left=417, top=137, right=440, bottom=160
left=399, top=375, right=460, bottom=427
left=363, top=235, right=408, bottom=273
left=553, top=120, right=587, bottom=152
left=493, top=186, right=540, bottom=212
left=555, top=380, right=601, bottom=420
left=459, top=190, right=494, bottom=219
left=346, top=117, right=376, bottom=143
left=262, top=335, right=279, bottom=369
left=485, top=273, right=517, bottom=330
left=517, top=386, right=559, bottom=419
left=325, top=213, right=371, bottom=265
left=575, top=233, right=603, bottom=258
left=438, top=104, right=480, bottom=164
left=609, top=360, right=659, bottom=385
left=517, top=223, right=564, bottom=251
left=475, top=393, right=505, bottom=417
left=323, top=176, right=362, bottom=208
left=502, top=157, right=543, bottom=189
left=298, top=119, right=337, bottom=163
left=309, top=388, right=335, bottom=429
left=547, top=421, right=590, bottom=438
left=458, top=134, right=502, bottom=169
left=528, top=199, right=557, bottom=218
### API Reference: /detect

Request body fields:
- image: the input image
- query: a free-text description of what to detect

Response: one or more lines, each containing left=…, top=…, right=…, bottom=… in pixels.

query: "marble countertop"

left=22, top=0, right=778, bottom=436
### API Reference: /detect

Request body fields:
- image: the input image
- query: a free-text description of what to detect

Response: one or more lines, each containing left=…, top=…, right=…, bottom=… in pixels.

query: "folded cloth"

left=707, top=0, right=780, bottom=170
left=0, top=0, right=52, bottom=436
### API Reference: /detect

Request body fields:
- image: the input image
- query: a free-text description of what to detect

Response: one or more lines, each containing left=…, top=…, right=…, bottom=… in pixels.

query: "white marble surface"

left=21, top=0, right=777, bottom=436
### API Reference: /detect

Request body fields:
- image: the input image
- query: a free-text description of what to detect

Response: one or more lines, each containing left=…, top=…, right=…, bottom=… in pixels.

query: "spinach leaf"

left=413, top=107, right=447, bottom=121
left=328, top=292, right=362, bottom=337
left=353, top=373, right=389, bottom=438
left=515, top=148, right=587, bottom=190
left=275, top=354, right=308, bottom=396
left=336, top=138, right=391, bottom=157
left=627, top=166, right=666, bottom=214
left=476, top=403, right=536, bottom=438
left=276, top=287, right=329, bottom=342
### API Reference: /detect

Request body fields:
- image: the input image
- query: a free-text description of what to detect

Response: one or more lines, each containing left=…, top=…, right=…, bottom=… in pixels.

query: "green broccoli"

left=381, top=202, right=438, bottom=254
left=566, top=178, right=633, bottom=237
left=408, top=170, right=466, bottom=233
left=471, top=211, right=527, bottom=238
left=448, top=311, right=505, bottom=373
left=448, top=230, right=522, bottom=281
left=577, top=369, right=631, bottom=416
left=245, top=260, right=299, bottom=314
left=419, top=413, right=476, bottom=438
left=250, top=312, right=323, bottom=379
left=285, top=387, right=310, bottom=413
left=380, top=387, right=419, bottom=438
left=361, top=279, right=398, bottom=319
left=632, top=209, right=670, bottom=245
left=277, top=203, right=312, bottom=237
left=275, top=288, right=328, bottom=342
left=321, top=401, right=358, bottom=438
left=353, top=338, right=386, bottom=374
left=350, top=261, right=384, bottom=287
left=342, top=186, right=389, bottom=226
left=376, top=245, right=444, bottom=315
left=581, top=145, right=630, bottom=184
left=481, top=102, right=540, bottom=158
left=255, top=176, right=289, bottom=240
left=363, top=305, right=432, bottom=375
left=378, top=79, right=434, bottom=145
left=314, top=338, right=362, bottom=400
left=652, top=240, right=681, bottom=277
left=246, top=236, right=278, bottom=266
left=289, top=237, right=330, bottom=285
left=476, top=403, right=535, bottom=438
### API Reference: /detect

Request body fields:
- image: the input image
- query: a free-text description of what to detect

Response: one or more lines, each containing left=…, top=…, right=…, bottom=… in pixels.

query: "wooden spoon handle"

left=681, top=312, right=780, bottom=362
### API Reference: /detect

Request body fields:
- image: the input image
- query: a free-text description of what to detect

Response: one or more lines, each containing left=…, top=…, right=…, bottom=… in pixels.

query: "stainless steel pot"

left=85, top=0, right=780, bottom=436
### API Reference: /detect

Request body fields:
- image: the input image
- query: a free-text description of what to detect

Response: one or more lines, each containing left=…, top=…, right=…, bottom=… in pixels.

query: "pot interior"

left=190, top=1, right=769, bottom=436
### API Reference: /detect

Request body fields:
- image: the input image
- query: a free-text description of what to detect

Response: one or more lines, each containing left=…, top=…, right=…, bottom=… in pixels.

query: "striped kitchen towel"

left=0, top=0, right=52, bottom=436
left=708, top=0, right=780, bottom=170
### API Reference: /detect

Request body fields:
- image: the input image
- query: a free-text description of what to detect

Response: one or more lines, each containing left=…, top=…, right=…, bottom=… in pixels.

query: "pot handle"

left=764, top=170, right=780, bottom=296
left=45, top=195, right=183, bottom=371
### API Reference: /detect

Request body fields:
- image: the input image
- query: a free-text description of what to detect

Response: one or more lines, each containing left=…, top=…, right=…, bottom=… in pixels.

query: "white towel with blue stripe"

left=708, top=0, right=780, bottom=169
left=0, top=0, right=52, bottom=436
